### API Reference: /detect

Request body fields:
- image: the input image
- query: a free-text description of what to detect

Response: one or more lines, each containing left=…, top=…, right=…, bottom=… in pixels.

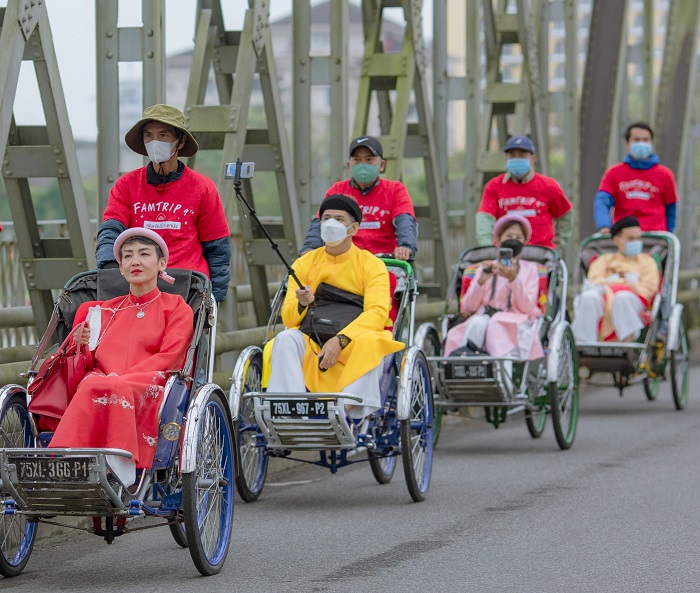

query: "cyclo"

left=230, top=258, right=434, bottom=503
left=572, top=231, right=689, bottom=408
left=415, top=245, right=579, bottom=450
left=0, top=269, right=234, bottom=577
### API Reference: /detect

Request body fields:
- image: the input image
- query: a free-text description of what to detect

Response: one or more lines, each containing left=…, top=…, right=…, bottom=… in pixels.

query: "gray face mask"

left=145, top=139, right=179, bottom=164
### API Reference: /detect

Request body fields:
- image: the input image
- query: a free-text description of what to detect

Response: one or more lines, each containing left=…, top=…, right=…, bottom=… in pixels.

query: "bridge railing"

left=1, top=217, right=698, bottom=386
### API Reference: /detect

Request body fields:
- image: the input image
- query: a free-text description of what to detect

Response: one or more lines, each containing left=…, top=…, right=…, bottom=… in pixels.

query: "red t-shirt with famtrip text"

left=102, top=166, right=230, bottom=277
left=478, top=172, right=572, bottom=249
left=598, top=163, right=678, bottom=231
left=323, top=179, right=415, bottom=254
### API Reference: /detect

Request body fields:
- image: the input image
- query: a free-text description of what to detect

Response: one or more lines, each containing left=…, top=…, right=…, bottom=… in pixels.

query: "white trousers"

left=267, top=329, right=383, bottom=419
left=572, top=289, right=645, bottom=342
left=461, top=314, right=489, bottom=349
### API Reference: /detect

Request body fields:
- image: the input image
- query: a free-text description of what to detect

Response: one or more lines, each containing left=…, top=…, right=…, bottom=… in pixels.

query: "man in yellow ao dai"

left=267, top=194, right=404, bottom=419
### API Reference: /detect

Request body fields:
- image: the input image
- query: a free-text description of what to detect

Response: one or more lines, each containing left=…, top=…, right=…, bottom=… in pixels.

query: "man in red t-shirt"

left=96, top=105, right=231, bottom=301
left=594, top=122, right=679, bottom=235
left=476, top=135, right=573, bottom=251
left=300, top=136, right=417, bottom=260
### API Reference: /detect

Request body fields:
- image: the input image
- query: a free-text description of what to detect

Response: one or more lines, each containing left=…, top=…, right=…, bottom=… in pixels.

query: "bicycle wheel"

left=182, top=391, right=235, bottom=576
left=670, top=318, right=689, bottom=410
left=0, top=393, right=38, bottom=578
left=525, top=362, right=547, bottom=438
left=399, top=348, right=434, bottom=502
left=415, top=324, right=443, bottom=447
left=548, top=326, right=579, bottom=450
left=233, top=349, right=268, bottom=502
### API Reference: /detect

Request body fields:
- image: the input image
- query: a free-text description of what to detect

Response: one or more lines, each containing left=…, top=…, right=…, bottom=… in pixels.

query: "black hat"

left=349, top=135, right=383, bottom=158
left=610, top=216, right=640, bottom=237
left=319, top=194, right=363, bottom=223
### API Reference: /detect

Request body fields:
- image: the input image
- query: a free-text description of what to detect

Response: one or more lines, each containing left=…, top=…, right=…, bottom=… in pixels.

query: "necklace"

left=127, top=291, right=162, bottom=318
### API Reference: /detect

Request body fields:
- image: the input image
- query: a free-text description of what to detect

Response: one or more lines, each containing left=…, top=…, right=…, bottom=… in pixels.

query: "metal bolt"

left=24, top=262, right=31, bottom=268
left=4, top=170, right=11, bottom=176
left=147, top=51, right=154, bottom=58
left=29, top=282, right=36, bottom=288
left=57, top=168, right=65, bottom=175
left=27, top=273, right=34, bottom=278
left=107, top=175, right=115, bottom=182
left=53, top=148, right=60, bottom=154
left=106, top=30, right=113, bottom=38
left=2, top=160, right=7, bottom=165
left=55, top=159, right=63, bottom=164
left=146, top=29, right=154, bottom=37
left=106, top=51, right=114, bottom=59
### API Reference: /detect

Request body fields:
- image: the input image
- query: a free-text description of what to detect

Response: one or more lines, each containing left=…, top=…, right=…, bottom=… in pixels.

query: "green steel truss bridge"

left=0, top=0, right=698, bottom=339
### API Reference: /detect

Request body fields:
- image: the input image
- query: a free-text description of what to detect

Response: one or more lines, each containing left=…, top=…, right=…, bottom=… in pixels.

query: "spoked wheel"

left=643, top=376, right=661, bottom=401
left=164, top=464, right=188, bottom=548
left=525, top=362, right=548, bottom=439
left=414, top=324, right=443, bottom=447
left=0, top=392, right=38, bottom=578
left=399, top=347, right=434, bottom=502
left=368, top=451, right=397, bottom=484
left=548, top=326, right=579, bottom=450
left=669, top=316, right=690, bottom=410
left=368, top=402, right=399, bottom=485
left=232, top=349, right=268, bottom=502
left=169, top=521, right=188, bottom=548
left=182, top=391, right=235, bottom=576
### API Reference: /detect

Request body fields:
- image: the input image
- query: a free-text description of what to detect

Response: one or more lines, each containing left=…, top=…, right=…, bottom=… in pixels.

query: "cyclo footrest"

left=244, top=392, right=362, bottom=451
left=0, top=448, right=132, bottom=516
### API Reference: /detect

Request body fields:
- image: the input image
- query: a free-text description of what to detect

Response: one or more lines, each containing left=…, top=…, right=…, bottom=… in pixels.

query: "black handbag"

left=298, top=283, right=364, bottom=346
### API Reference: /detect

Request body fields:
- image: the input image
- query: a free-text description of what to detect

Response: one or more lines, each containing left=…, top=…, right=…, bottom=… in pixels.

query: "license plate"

left=451, top=363, right=493, bottom=379
left=13, top=457, right=92, bottom=482
left=269, top=399, right=330, bottom=418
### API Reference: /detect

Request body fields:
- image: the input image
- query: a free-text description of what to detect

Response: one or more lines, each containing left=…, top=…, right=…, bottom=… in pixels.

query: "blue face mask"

left=350, top=163, right=381, bottom=185
left=506, top=158, right=531, bottom=179
left=624, top=239, right=643, bottom=257
left=629, top=142, right=653, bottom=161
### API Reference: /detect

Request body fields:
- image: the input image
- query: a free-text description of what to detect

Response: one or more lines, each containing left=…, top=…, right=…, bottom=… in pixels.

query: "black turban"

left=610, top=216, right=640, bottom=237
left=319, top=194, right=363, bottom=223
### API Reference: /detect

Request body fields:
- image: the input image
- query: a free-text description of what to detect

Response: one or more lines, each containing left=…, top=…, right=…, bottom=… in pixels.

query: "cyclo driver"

left=267, top=195, right=404, bottom=419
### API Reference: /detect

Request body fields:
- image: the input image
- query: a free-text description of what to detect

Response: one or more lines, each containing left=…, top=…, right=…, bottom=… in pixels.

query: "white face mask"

left=320, top=218, right=350, bottom=246
left=145, top=138, right=179, bottom=165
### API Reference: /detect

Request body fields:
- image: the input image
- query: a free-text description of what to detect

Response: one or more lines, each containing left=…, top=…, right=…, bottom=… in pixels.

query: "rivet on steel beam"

left=24, top=262, right=31, bottom=268
left=146, top=29, right=154, bottom=37
left=77, top=261, right=84, bottom=267
left=57, top=169, right=65, bottom=175
left=4, top=170, right=11, bottom=176
left=107, top=175, right=115, bottom=182
left=53, top=148, right=60, bottom=154
left=55, top=159, right=63, bottom=164
left=2, top=160, right=8, bottom=166
left=34, top=52, right=41, bottom=59
left=106, top=51, right=114, bottom=59
left=27, top=273, right=34, bottom=278
left=24, top=3, right=29, bottom=9
left=106, top=30, right=114, bottom=38
left=147, top=51, right=154, bottom=58
left=29, top=283, right=36, bottom=288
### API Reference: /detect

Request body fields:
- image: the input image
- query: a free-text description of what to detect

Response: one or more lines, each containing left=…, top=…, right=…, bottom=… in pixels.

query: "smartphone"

left=498, top=247, right=513, bottom=267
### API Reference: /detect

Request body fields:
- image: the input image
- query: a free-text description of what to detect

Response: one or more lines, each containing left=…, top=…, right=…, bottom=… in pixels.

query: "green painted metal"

left=292, top=0, right=349, bottom=225
left=183, top=0, right=300, bottom=326
left=654, top=0, right=700, bottom=177
left=579, top=0, right=628, bottom=237
left=353, top=0, right=449, bottom=296
left=95, top=0, right=165, bottom=217
left=478, top=0, right=548, bottom=185
left=0, top=0, right=94, bottom=335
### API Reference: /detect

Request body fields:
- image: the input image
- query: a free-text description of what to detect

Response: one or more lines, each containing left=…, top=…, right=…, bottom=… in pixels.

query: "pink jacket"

left=461, top=259, right=542, bottom=320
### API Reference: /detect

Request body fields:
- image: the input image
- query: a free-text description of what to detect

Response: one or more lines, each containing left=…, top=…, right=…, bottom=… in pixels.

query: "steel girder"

left=354, top=0, right=449, bottom=296
left=0, top=0, right=95, bottom=334
left=184, top=0, right=300, bottom=326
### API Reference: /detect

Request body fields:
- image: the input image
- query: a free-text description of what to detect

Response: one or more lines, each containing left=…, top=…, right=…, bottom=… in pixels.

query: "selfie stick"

left=230, top=158, right=305, bottom=290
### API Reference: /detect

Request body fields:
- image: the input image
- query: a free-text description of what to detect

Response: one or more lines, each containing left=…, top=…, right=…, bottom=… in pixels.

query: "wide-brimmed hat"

left=124, top=104, right=199, bottom=157
left=493, top=213, right=532, bottom=243
left=113, top=228, right=169, bottom=263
